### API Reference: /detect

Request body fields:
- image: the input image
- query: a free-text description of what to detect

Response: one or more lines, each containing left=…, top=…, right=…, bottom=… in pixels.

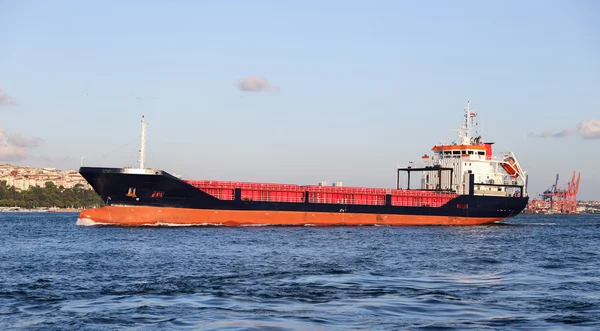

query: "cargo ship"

left=77, top=102, right=529, bottom=226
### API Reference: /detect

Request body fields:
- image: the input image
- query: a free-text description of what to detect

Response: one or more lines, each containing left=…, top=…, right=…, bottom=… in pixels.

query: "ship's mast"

left=138, top=115, right=148, bottom=169
left=458, top=101, right=476, bottom=145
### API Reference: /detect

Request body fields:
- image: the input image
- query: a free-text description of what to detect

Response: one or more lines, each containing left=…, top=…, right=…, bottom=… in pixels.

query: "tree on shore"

left=0, top=181, right=104, bottom=209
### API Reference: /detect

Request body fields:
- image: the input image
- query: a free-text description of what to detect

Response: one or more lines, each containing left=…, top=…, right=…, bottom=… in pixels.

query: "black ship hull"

left=77, top=167, right=528, bottom=226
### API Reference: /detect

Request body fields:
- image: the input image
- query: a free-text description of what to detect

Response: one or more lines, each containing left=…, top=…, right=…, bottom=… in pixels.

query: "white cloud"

left=529, top=119, right=600, bottom=140
left=0, top=89, right=17, bottom=106
left=236, top=76, right=279, bottom=92
left=576, top=119, right=600, bottom=139
left=0, top=123, right=43, bottom=161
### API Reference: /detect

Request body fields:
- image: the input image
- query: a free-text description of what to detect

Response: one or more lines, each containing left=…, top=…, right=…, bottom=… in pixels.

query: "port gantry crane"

left=540, top=171, right=581, bottom=214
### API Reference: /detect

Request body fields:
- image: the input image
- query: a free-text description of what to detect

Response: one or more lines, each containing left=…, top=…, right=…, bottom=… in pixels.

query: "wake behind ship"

left=77, top=102, right=529, bottom=226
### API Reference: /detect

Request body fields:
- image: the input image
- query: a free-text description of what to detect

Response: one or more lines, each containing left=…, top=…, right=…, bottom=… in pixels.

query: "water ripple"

left=0, top=213, right=599, bottom=330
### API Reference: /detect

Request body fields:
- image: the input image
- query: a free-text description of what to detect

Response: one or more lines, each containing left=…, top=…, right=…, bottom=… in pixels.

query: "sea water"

left=1, top=213, right=599, bottom=330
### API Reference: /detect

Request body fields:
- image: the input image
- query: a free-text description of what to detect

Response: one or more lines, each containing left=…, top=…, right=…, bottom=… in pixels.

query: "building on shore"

left=0, top=164, right=90, bottom=191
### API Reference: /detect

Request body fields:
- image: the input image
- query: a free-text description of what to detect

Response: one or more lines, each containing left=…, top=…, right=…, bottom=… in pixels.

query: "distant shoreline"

left=0, top=207, right=83, bottom=213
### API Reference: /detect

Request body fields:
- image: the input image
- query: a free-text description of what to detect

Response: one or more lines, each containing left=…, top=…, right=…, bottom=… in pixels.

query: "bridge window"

left=478, top=151, right=485, bottom=155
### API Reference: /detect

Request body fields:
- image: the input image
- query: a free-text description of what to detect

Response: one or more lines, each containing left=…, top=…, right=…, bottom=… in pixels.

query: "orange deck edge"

left=78, top=206, right=504, bottom=226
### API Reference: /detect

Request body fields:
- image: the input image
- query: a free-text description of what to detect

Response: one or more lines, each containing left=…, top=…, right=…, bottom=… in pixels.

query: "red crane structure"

left=538, top=171, right=581, bottom=214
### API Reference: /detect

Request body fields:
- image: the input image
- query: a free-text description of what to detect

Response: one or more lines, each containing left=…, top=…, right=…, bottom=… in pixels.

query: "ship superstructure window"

left=468, top=151, right=474, bottom=154
left=478, top=152, right=485, bottom=155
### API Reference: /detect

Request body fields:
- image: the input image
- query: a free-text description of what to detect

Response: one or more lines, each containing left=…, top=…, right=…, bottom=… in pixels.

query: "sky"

left=1, top=0, right=599, bottom=199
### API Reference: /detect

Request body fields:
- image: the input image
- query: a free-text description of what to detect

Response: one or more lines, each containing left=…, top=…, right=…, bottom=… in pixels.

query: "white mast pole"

left=138, top=115, right=147, bottom=169
left=460, top=101, right=472, bottom=145
left=466, top=101, right=471, bottom=141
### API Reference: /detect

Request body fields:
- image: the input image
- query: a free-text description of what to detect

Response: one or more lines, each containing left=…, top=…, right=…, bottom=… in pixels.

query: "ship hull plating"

left=78, top=167, right=529, bottom=226
left=78, top=206, right=507, bottom=226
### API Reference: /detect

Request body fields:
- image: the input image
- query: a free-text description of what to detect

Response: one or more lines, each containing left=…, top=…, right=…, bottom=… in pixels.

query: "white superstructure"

left=418, top=102, right=527, bottom=197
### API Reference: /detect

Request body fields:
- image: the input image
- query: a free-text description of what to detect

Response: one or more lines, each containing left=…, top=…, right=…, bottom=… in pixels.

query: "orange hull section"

left=78, top=206, right=504, bottom=226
